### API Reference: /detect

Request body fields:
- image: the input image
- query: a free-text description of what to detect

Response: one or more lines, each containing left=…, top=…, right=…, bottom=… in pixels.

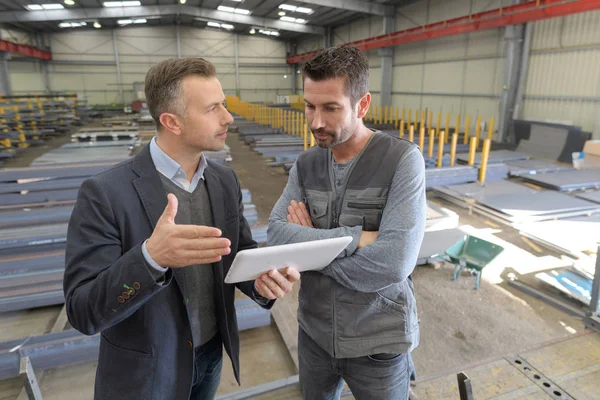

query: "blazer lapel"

left=203, top=165, right=228, bottom=300
left=131, top=145, right=188, bottom=290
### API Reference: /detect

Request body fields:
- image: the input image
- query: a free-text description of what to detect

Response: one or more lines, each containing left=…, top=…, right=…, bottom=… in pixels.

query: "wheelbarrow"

left=445, top=235, right=504, bottom=290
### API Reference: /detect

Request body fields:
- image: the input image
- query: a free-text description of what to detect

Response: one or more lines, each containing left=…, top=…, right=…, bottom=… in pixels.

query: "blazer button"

left=118, top=296, right=125, bottom=303
left=133, top=282, right=141, bottom=290
left=187, top=340, right=193, bottom=349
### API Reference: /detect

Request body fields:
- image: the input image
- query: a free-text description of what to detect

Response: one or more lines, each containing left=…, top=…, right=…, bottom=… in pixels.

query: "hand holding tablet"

left=224, top=236, right=353, bottom=284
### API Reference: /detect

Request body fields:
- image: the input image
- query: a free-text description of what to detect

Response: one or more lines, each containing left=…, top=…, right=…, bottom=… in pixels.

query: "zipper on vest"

left=347, top=202, right=384, bottom=210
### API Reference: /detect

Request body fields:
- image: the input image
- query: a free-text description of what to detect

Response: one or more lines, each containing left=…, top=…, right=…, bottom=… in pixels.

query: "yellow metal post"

left=437, top=131, right=445, bottom=168
left=304, top=122, right=308, bottom=150
left=479, top=138, right=492, bottom=183
left=487, top=117, right=495, bottom=141
left=384, top=106, right=389, bottom=125
left=408, top=125, right=415, bottom=142
left=419, top=126, right=425, bottom=153
left=395, top=108, right=399, bottom=129
left=428, top=129, right=435, bottom=158
left=421, top=110, right=425, bottom=131
left=475, top=116, right=481, bottom=148
left=455, top=113, right=460, bottom=140
left=436, top=112, right=442, bottom=136
left=428, top=111, right=433, bottom=132
left=468, top=137, right=477, bottom=165
left=399, top=120, right=405, bottom=138
left=464, top=115, right=471, bottom=144
left=402, top=108, right=406, bottom=124
left=445, top=113, right=451, bottom=143
left=450, top=133, right=458, bottom=167
left=408, top=108, right=412, bottom=127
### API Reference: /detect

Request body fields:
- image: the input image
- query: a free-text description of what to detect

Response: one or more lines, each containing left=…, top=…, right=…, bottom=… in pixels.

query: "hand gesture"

left=254, top=267, right=301, bottom=300
left=146, top=194, right=231, bottom=268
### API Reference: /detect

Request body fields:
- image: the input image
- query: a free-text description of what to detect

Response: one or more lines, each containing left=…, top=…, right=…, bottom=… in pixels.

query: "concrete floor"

left=0, top=128, right=592, bottom=399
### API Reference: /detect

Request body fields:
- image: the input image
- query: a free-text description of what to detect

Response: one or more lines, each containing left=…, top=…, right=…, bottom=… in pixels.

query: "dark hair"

left=144, top=58, right=216, bottom=129
left=302, top=45, right=369, bottom=105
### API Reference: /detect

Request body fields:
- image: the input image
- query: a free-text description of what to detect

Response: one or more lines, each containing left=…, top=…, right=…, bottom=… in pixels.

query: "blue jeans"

left=298, top=328, right=412, bottom=400
left=189, top=333, right=223, bottom=400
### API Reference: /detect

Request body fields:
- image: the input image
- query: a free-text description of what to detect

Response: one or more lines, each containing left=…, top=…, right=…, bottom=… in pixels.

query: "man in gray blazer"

left=64, top=57, right=299, bottom=400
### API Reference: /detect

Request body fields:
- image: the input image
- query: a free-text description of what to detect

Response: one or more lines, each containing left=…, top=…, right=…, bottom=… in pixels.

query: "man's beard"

left=312, top=126, right=354, bottom=148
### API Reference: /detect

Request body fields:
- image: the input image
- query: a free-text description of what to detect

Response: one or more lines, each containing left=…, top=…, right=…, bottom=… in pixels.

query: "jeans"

left=189, top=333, right=223, bottom=400
left=298, top=328, right=412, bottom=400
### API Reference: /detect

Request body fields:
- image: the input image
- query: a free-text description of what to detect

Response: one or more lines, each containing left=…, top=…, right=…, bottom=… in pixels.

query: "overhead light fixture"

left=259, top=29, right=279, bottom=37
left=280, top=16, right=307, bottom=24
left=283, top=75, right=287, bottom=78
left=93, top=21, right=101, bottom=28
left=249, top=28, right=255, bottom=34
left=229, top=0, right=244, bottom=2
left=26, top=3, right=64, bottom=10
left=117, top=18, right=146, bottom=25
left=103, top=1, right=141, bottom=7
left=279, top=4, right=313, bottom=14
left=179, top=0, right=186, bottom=3
left=217, top=5, right=250, bottom=15
left=207, top=21, right=234, bottom=30
left=59, top=21, right=86, bottom=28
left=64, top=0, right=75, bottom=5
left=278, top=11, right=285, bottom=16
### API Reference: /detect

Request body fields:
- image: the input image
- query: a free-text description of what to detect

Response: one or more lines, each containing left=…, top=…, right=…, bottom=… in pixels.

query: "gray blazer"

left=63, top=145, right=270, bottom=400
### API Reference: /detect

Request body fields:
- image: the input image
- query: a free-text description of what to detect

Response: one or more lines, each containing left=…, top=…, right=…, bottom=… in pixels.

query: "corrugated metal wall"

left=523, top=10, right=600, bottom=138
left=295, top=0, right=507, bottom=132
left=7, top=26, right=292, bottom=105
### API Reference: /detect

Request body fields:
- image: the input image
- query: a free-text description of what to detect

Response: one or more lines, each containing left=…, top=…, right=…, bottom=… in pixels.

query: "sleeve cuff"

left=252, top=282, right=271, bottom=306
left=142, top=240, right=168, bottom=283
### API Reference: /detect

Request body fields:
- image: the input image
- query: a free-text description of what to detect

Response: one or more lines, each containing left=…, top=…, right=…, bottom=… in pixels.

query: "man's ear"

left=158, top=112, right=183, bottom=136
left=357, top=93, right=371, bottom=119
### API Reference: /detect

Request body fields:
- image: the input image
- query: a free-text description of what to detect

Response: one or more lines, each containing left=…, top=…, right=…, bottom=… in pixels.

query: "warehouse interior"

left=0, top=0, right=600, bottom=399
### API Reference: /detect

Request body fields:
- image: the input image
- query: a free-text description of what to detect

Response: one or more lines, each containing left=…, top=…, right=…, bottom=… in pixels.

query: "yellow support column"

left=437, top=131, right=445, bottom=168
left=420, top=110, right=425, bottom=132
left=479, top=138, right=491, bottom=183
left=468, top=137, right=477, bottom=165
left=419, top=126, right=425, bottom=153
left=464, top=115, right=471, bottom=144
left=428, top=129, right=435, bottom=158
left=384, top=106, right=389, bottom=125
left=394, top=108, right=399, bottom=129
left=399, top=120, right=405, bottom=138
left=436, top=112, right=442, bottom=136
left=402, top=108, right=406, bottom=125
left=450, top=133, right=458, bottom=167
left=408, top=125, right=415, bottom=142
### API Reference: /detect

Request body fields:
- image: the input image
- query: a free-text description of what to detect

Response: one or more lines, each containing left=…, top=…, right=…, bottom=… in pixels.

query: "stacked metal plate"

left=520, top=169, right=600, bottom=191
left=433, top=180, right=600, bottom=226
left=425, top=166, right=478, bottom=189
left=516, top=124, right=569, bottom=161
left=456, top=150, right=529, bottom=165
left=505, top=159, right=573, bottom=177
left=576, top=191, right=600, bottom=204
left=516, top=214, right=600, bottom=258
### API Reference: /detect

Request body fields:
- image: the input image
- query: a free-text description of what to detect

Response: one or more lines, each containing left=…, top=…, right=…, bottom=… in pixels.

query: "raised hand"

left=146, top=193, right=231, bottom=268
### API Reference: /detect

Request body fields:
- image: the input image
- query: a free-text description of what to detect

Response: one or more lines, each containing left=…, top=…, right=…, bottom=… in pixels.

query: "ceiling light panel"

left=103, top=1, right=141, bottom=7
left=217, top=5, right=250, bottom=15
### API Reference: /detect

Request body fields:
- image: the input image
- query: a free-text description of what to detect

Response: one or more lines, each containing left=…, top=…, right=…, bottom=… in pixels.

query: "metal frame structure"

left=288, top=0, right=600, bottom=63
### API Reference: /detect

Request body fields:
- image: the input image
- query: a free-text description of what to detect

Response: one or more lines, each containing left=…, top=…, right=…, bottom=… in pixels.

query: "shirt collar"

left=149, top=136, right=207, bottom=181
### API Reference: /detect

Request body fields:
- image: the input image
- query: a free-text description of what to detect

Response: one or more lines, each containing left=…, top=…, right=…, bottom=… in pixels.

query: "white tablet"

left=224, top=236, right=353, bottom=284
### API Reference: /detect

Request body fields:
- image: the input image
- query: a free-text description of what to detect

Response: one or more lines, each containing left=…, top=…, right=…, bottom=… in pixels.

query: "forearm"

left=321, top=147, right=427, bottom=292
left=65, top=243, right=172, bottom=335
